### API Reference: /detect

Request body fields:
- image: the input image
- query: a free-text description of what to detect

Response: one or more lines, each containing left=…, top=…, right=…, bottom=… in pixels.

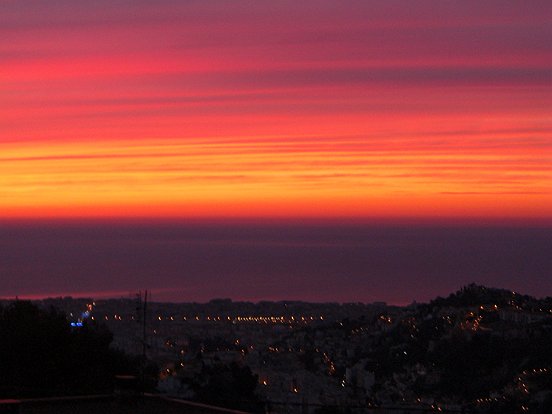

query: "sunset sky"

left=1, top=1, right=552, bottom=302
left=2, top=1, right=551, bottom=221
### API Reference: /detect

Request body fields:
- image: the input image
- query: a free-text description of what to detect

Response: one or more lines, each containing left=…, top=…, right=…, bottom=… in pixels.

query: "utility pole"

left=136, top=290, right=148, bottom=394
left=142, top=290, right=148, bottom=393
left=142, top=291, right=148, bottom=359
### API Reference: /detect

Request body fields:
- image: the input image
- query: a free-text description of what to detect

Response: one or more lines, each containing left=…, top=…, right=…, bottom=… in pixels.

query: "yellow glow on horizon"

left=1, top=133, right=550, bottom=219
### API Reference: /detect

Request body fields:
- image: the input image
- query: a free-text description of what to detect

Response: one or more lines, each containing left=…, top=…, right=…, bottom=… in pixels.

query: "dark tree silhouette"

left=194, top=362, right=264, bottom=413
left=0, top=300, right=147, bottom=398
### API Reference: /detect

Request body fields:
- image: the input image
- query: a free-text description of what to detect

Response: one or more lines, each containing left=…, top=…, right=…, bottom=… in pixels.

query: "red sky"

left=1, top=1, right=551, bottom=221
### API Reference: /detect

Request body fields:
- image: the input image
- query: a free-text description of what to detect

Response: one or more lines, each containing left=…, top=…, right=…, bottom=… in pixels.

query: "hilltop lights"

left=69, top=302, right=95, bottom=327
left=174, top=314, right=323, bottom=325
left=38, top=284, right=552, bottom=413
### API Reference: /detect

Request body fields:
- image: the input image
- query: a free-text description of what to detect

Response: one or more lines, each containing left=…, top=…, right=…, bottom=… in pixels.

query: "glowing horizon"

left=2, top=1, right=551, bottom=220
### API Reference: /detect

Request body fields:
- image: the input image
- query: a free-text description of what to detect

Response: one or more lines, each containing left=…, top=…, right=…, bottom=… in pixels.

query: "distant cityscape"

left=4, top=284, right=552, bottom=413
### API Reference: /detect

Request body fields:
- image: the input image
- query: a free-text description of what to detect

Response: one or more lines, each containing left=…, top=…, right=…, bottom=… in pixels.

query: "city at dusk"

left=1, top=1, right=551, bottom=413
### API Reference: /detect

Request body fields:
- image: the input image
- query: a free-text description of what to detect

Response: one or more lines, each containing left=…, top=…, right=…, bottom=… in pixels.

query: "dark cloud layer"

left=1, top=222, right=550, bottom=304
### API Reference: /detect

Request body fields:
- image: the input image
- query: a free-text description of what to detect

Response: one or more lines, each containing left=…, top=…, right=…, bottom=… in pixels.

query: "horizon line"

left=1, top=284, right=548, bottom=308
left=1, top=215, right=552, bottom=227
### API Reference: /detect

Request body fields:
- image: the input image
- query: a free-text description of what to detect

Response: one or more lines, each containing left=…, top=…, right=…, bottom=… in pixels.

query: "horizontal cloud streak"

left=1, top=1, right=551, bottom=219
